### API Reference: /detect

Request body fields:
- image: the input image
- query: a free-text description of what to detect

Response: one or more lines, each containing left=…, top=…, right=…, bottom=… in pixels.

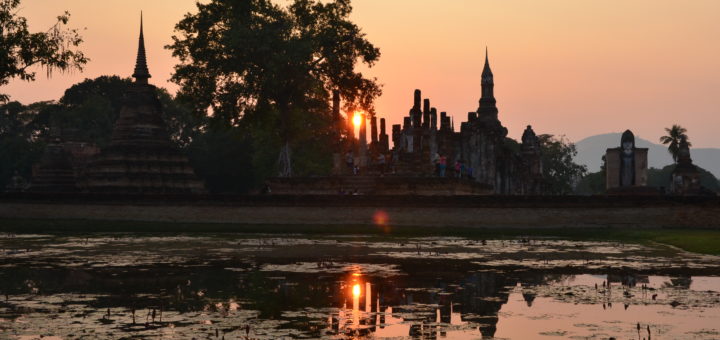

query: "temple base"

left=266, top=176, right=493, bottom=195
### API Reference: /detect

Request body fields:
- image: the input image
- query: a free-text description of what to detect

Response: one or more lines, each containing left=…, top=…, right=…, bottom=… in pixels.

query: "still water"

left=1, top=233, right=719, bottom=339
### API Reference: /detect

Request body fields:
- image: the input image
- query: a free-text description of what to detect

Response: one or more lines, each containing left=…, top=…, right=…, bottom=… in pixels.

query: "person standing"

left=439, top=155, right=447, bottom=177
left=377, top=153, right=386, bottom=175
left=345, top=150, right=354, bottom=174
left=432, top=152, right=441, bottom=176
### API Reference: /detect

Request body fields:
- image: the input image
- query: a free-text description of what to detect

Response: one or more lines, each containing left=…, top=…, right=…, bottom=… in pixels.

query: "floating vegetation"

left=0, top=233, right=719, bottom=339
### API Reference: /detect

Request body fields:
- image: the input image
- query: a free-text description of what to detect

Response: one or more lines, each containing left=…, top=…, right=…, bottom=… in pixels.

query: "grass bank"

left=1, top=218, right=719, bottom=255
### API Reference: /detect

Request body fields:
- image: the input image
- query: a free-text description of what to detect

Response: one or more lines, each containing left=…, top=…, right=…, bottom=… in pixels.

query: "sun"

left=352, top=112, right=363, bottom=127
left=352, top=283, right=361, bottom=298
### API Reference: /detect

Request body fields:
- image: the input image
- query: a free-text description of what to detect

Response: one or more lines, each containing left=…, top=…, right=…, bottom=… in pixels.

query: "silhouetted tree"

left=538, top=134, right=587, bottom=195
left=184, top=125, right=257, bottom=193
left=51, top=76, right=132, bottom=147
left=0, top=0, right=87, bottom=102
left=49, top=76, right=195, bottom=148
left=167, top=0, right=381, bottom=177
left=0, top=101, right=45, bottom=188
left=574, top=155, right=606, bottom=195
left=659, top=124, right=690, bottom=163
left=647, top=164, right=719, bottom=193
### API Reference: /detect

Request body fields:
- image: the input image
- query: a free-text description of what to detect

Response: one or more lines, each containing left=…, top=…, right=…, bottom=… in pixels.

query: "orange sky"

left=5, top=1, right=720, bottom=147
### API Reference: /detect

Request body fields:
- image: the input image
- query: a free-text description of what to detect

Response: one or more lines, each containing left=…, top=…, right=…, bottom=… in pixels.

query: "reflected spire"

left=132, top=12, right=151, bottom=84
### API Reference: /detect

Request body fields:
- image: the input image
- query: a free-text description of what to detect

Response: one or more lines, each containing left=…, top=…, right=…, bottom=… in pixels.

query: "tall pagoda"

left=83, top=14, right=204, bottom=194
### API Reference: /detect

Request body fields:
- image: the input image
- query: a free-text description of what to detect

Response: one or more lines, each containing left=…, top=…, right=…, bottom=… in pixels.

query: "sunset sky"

left=5, top=1, right=720, bottom=147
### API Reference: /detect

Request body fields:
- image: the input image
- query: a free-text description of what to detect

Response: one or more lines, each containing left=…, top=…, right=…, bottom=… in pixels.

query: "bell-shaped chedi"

left=27, top=135, right=78, bottom=192
left=670, top=136, right=702, bottom=195
left=83, top=14, right=204, bottom=194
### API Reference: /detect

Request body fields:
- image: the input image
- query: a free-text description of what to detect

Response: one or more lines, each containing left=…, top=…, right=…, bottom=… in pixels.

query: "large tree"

left=538, top=134, right=587, bottom=195
left=168, top=0, right=381, bottom=177
left=0, top=0, right=87, bottom=102
left=0, top=100, right=46, bottom=188
left=52, top=76, right=197, bottom=148
left=659, top=124, right=690, bottom=163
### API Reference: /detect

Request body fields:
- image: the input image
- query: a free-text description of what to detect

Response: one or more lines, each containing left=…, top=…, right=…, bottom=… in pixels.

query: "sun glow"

left=352, top=283, right=361, bottom=298
left=352, top=112, right=363, bottom=127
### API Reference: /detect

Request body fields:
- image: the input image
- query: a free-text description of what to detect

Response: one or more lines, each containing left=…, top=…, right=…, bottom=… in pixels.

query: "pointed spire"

left=482, top=46, right=493, bottom=82
left=132, top=12, right=151, bottom=84
left=478, top=46, right=498, bottom=117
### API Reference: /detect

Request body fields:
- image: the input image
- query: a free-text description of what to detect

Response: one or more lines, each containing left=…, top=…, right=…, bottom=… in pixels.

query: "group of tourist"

left=344, top=150, right=360, bottom=175
left=344, top=149, right=474, bottom=179
left=433, top=153, right=473, bottom=179
left=345, top=150, right=389, bottom=175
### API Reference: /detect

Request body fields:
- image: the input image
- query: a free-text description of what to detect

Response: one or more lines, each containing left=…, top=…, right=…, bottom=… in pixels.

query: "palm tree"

left=659, top=124, right=691, bottom=163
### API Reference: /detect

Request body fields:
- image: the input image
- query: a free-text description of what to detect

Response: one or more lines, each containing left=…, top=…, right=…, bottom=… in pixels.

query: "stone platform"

left=266, top=176, right=494, bottom=195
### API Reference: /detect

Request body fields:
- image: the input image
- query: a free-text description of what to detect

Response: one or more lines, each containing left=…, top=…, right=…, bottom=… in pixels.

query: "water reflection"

left=1, top=234, right=720, bottom=339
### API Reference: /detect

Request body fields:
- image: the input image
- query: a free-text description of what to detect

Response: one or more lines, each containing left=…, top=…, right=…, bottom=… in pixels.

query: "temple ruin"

left=605, top=130, right=651, bottom=194
left=671, top=136, right=703, bottom=195
left=274, top=49, right=545, bottom=195
left=81, top=15, right=204, bottom=194
left=26, top=135, right=78, bottom=193
left=377, top=50, right=541, bottom=194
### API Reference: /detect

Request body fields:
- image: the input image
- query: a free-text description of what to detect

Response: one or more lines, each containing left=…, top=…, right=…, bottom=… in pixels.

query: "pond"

left=1, top=233, right=719, bottom=339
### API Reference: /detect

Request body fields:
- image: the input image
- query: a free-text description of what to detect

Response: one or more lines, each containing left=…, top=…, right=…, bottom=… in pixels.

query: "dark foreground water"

left=1, top=233, right=720, bottom=340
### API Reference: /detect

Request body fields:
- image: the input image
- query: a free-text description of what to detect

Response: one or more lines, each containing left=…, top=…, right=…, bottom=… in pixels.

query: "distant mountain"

left=574, top=133, right=720, bottom=178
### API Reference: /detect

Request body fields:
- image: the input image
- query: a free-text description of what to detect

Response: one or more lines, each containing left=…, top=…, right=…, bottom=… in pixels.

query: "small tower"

left=520, top=125, right=543, bottom=194
left=671, top=136, right=702, bottom=195
left=478, top=47, right=498, bottom=120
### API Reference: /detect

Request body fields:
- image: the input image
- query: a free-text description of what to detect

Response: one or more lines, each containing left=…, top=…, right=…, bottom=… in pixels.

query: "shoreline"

left=2, top=193, right=719, bottom=255
left=2, top=218, right=720, bottom=256
left=1, top=193, right=719, bottom=229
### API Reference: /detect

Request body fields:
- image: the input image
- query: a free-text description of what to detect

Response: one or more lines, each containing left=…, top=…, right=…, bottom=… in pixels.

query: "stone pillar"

left=430, top=108, right=437, bottom=130
left=370, top=116, right=378, bottom=145
left=358, top=113, right=368, bottom=167
left=392, top=124, right=401, bottom=152
left=412, top=90, right=422, bottom=128
left=429, top=110, right=438, bottom=162
left=423, top=99, right=431, bottom=129
left=331, top=90, right=342, bottom=175
left=379, top=118, right=389, bottom=153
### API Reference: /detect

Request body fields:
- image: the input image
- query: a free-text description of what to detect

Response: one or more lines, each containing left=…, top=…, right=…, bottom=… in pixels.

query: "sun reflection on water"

left=352, top=283, right=361, bottom=298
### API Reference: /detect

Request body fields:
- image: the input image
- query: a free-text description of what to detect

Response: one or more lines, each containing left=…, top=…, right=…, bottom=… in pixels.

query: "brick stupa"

left=27, top=136, right=78, bottom=192
left=84, top=15, right=204, bottom=194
